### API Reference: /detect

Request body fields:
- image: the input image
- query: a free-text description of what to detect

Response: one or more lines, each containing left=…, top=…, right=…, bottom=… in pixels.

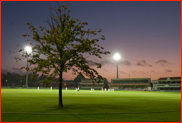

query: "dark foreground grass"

left=1, top=89, right=181, bottom=122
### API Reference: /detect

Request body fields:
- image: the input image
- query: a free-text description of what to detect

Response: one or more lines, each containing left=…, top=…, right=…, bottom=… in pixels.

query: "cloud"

left=1, top=69, right=9, bottom=74
left=93, top=59, right=100, bottom=62
left=86, top=60, right=96, bottom=66
left=87, top=59, right=156, bottom=68
left=100, top=59, right=132, bottom=67
left=150, top=70, right=155, bottom=73
left=136, top=60, right=152, bottom=67
left=86, top=59, right=115, bottom=68
left=119, top=71, right=127, bottom=74
left=1, top=68, right=26, bottom=75
left=102, top=68, right=108, bottom=72
left=165, top=69, right=172, bottom=73
left=100, top=59, right=114, bottom=66
left=155, top=60, right=174, bottom=66
left=121, top=60, right=132, bottom=66
left=131, top=70, right=149, bottom=76
left=11, top=67, right=26, bottom=75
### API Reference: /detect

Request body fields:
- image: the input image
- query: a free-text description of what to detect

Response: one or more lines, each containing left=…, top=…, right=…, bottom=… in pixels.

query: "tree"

left=39, top=74, right=47, bottom=81
left=1, top=73, right=5, bottom=86
left=103, top=78, right=109, bottom=89
left=11, top=73, right=21, bottom=86
left=15, top=4, right=110, bottom=107
left=6, top=72, right=12, bottom=86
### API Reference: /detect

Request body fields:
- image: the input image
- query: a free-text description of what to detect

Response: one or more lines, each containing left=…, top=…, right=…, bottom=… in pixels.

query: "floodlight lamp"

left=113, top=53, right=121, bottom=61
left=25, top=46, right=32, bottom=54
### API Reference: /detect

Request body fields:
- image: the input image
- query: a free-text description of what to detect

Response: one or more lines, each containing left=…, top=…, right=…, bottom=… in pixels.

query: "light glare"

left=25, top=46, right=32, bottom=54
left=113, top=53, right=121, bottom=61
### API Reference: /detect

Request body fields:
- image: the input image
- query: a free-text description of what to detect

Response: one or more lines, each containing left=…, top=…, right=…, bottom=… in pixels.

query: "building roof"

left=158, top=77, right=181, bottom=80
left=81, top=78, right=92, bottom=80
left=35, top=80, right=74, bottom=84
left=111, top=78, right=150, bottom=81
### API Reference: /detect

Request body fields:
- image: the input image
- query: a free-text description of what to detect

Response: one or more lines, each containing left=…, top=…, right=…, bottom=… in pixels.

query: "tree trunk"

left=59, top=71, right=63, bottom=107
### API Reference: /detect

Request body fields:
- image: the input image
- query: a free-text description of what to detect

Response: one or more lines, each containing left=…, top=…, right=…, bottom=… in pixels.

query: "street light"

left=25, top=46, right=32, bottom=88
left=113, top=53, right=121, bottom=79
left=25, top=46, right=32, bottom=54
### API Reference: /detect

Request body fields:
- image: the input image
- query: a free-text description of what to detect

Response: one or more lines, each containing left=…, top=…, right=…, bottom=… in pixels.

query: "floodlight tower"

left=25, top=46, right=32, bottom=88
left=113, top=53, right=121, bottom=79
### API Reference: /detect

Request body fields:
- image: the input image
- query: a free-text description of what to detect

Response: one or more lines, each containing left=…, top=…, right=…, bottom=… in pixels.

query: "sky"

left=1, top=1, right=181, bottom=82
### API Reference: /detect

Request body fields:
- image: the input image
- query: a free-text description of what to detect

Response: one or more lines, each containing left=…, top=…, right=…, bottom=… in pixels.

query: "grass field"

left=1, top=89, right=181, bottom=122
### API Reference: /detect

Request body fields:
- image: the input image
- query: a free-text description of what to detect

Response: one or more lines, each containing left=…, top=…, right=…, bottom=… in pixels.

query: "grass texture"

left=1, top=89, right=181, bottom=122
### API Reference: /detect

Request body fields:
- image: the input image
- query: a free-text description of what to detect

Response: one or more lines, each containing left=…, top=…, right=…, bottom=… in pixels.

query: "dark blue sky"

left=1, top=1, right=181, bottom=81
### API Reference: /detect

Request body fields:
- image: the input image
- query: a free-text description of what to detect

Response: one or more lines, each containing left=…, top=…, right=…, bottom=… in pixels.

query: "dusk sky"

left=1, top=1, right=181, bottom=82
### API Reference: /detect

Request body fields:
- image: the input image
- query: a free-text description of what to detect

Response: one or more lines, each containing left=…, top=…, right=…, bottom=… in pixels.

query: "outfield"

left=1, top=89, right=181, bottom=122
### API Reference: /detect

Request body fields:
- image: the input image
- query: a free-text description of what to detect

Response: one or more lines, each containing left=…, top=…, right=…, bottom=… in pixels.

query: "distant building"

left=78, top=78, right=104, bottom=89
left=152, top=77, right=181, bottom=91
left=108, top=78, right=151, bottom=90
left=37, top=80, right=76, bottom=88
left=61, top=80, right=76, bottom=88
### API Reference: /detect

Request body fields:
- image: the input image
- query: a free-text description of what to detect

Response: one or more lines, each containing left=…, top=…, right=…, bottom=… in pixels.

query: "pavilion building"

left=108, top=78, right=151, bottom=90
left=152, top=77, right=181, bottom=91
left=78, top=78, right=104, bottom=89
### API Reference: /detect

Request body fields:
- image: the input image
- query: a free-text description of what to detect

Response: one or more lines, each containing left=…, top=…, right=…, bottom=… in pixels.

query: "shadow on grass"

left=45, top=103, right=139, bottom=114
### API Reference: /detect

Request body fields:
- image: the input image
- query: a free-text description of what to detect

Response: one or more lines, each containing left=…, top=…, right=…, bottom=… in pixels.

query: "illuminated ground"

left=1, top=89, right=181, bottom=122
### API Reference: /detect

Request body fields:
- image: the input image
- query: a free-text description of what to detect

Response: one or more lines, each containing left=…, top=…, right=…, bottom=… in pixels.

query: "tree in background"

left=15, top=4, right=110, bottom=107
left=1, top=71, right=40, bottom=87
left=5, top=72, right=12, bottom=86
left=11, top=73, right=21, bottom=86
left=39, top=74, right=47, bottom=81
left=103, top=78, right=109, bottom=89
